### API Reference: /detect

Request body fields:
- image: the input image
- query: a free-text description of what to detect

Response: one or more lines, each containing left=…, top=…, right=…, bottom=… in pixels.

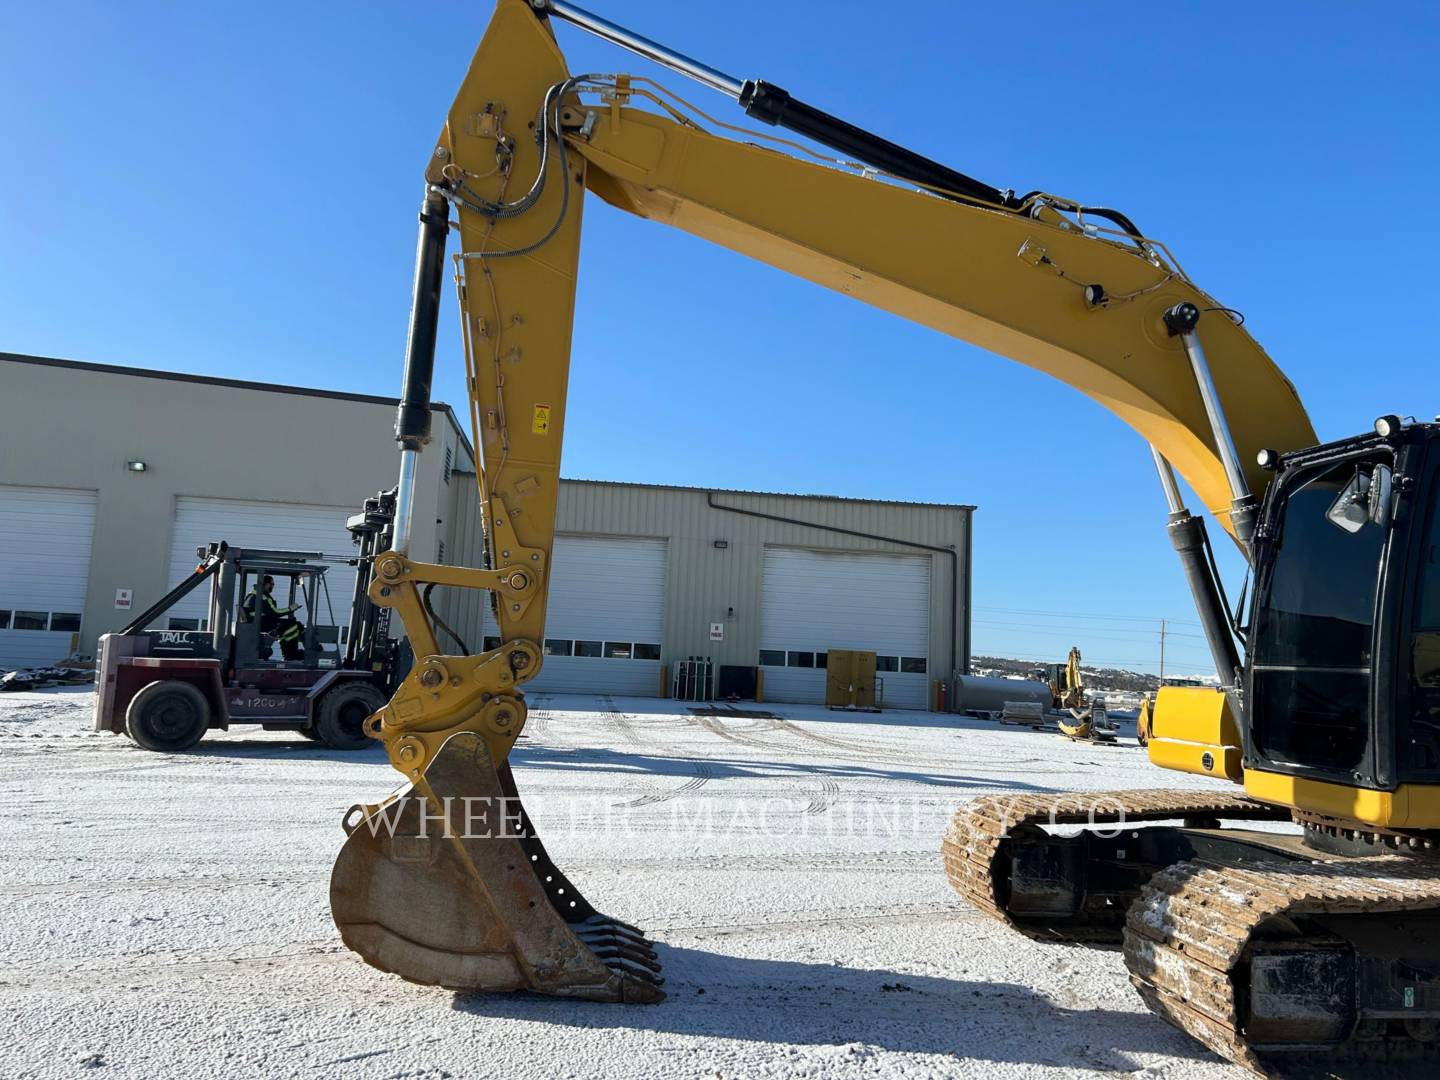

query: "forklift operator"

left=243, top=575, right=306, bottom=660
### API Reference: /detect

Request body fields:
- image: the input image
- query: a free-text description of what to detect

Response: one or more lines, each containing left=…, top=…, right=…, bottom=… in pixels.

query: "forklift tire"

left=125, top=680, right=211, bottom=752
left=314, top=682, right=387, bottom=751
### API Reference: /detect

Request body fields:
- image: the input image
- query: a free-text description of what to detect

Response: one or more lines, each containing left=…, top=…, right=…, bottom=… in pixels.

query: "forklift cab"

left=227, top=556, right=342, bottom=671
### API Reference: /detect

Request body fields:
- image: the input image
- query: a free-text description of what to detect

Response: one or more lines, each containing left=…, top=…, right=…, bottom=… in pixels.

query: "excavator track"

left=942, top=788, right=1291, bottom=942
left=1125, top=858, right=1440, bottom=1073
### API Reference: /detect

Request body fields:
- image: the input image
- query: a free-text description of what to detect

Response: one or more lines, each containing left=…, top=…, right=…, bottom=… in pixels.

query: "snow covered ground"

left=0, top=687, right=1250, bottom=1079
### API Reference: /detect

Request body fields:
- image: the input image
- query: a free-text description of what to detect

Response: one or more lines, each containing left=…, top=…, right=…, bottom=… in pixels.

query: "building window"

left=787, top=651, right=814, bottom=668
left=759, top=650, right=785, bottom=667
left=13, top=611, right=48, bottom=631
left=483, top=635, right=502, bottom=651
left=575, top=640, right=603, bottom=658
left=876, top=655, right=899, bottom=672
left=901, top=656, right=928, bottom=674
left=0, top=611, right=10, bottom=630
left=604, top=642, right=632, bottom=659
left=815, top=652, right=828, bottom=669
left=634, top=643, right=661, bottom=661
left=544, top=639, right=573, bottom=656
left=167, top=618, right=200, bottom=631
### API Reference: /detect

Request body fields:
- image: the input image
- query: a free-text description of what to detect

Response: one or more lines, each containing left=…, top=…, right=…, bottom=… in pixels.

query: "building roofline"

left=556, top=476, right=977, bottom=512
left=1, top=350, right=475, bottom=463
left=4, top=353, right=968, bottom=511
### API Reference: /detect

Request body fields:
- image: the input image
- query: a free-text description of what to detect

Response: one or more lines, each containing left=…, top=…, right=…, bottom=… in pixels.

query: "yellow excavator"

left=330, top=0, right=1440, bottom=1069
left=1048, top=645, right=1117, bottom=742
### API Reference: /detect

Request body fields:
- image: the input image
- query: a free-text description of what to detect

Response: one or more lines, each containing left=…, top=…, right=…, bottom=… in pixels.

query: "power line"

left=975, top=605, right=1202, bottom=628
left=972, top=652, right=1212, bottom=673
left=971, top=618, right=1208, bottom=641
left=972, top=626, right=1210, bottom=652
left=973, top=634, right=1213, bottom=664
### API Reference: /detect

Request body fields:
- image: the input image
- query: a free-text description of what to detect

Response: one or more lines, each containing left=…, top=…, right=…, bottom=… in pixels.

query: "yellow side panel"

left=1149, top=738, right=1243, bottom=781
left=1244, top=769, right=1440, bottom=830
left=1146, top=686, right=1243, bottom=782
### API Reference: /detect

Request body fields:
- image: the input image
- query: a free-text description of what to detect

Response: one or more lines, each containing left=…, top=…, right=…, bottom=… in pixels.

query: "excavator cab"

left=1245, top=420, right=1440, bottom=806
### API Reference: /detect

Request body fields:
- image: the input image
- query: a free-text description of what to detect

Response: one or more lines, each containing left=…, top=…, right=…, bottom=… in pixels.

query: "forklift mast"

left=344, top=489, right=399, bottom=672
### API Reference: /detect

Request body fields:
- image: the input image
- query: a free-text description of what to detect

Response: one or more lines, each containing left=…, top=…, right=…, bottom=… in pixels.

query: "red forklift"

left=94, top=491, right=412, bottom=751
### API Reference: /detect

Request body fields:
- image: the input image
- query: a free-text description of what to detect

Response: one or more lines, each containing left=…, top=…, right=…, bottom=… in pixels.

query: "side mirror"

left=1326, top=463, right=1393, bottom=534
left=1369, top=463, right=1394, bottom=529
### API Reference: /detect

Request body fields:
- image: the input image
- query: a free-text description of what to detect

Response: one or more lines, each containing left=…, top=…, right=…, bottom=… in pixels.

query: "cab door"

left=1399, top=442, right=1440, bottom=780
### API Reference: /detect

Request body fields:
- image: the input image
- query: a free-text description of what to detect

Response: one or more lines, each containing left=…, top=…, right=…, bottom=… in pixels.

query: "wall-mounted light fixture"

left=712, top=539, right=728, bottom=549
left=126, top=460, right=148, bottom=473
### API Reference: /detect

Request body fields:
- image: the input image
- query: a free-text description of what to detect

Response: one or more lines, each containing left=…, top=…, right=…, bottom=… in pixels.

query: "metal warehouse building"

left=0, top=354, right=972, bottom=709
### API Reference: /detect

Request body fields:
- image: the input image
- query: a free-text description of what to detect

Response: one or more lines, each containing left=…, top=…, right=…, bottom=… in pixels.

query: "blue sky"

left=4, top=2, right=1437, bottom=675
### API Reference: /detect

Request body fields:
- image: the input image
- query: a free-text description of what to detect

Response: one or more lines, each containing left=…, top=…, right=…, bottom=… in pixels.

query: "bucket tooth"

left=589, top=944, right=664, bottom=973
left=576, top=915, right=659, bottom=950
left=330, top=730, right=664, bottom=1003
left=586, top=937, right=659, bottom=963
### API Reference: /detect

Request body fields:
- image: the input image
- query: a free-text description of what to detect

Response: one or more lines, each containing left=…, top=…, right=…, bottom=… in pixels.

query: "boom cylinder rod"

left=1151, top=446, right=1243, bottom=687
left=538, top=0, right=745, bottom=98
left=1150, top=444, right=1185, bottom=516
left=534, top=0, right=1015, bottom=210
left=1163, top=303, right=1258, bottom=549
left=392, top=451, right=418, bottom=557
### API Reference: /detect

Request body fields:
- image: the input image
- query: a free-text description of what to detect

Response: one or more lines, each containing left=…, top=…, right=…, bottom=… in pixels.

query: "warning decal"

left=532, top=403, right=552, bottom=435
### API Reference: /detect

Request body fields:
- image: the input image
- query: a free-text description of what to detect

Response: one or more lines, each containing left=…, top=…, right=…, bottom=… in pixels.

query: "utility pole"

left=1158, top=618, right=1167, bottom=687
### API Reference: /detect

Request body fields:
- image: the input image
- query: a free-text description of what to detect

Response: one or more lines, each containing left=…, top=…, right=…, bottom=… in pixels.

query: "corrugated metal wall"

left=435, top=471, right=489, bottom=653
left=434, top=476, right=972, bottom=693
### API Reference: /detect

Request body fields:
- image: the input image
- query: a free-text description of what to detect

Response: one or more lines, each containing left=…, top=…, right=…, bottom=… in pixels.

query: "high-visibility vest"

left=243, top=590, right=292, bottom=621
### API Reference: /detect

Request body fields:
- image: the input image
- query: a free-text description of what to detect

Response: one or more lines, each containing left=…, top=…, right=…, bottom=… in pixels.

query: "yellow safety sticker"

left=532, top=403, right=552, bottom=435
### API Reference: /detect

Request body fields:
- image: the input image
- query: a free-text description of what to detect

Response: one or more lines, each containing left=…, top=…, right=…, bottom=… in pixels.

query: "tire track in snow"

left=651, top=901, right=970, bottom=939
left=598, top=695, right=642, bottom=746
left=0, top=872, right=315, bottom=897
left=616, top=760, right=715, bottom=808
left=769, top=717, right=875, bottom=754
left=804, top=776, right=842, bottom=815
left=689, top=713, right=790, bottom=752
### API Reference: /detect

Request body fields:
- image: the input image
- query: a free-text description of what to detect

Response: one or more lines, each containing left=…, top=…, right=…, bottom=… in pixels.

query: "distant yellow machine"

left=1048, top=646, right=1115, bottom=742
left=328, top=1, right=1440, bottom=1068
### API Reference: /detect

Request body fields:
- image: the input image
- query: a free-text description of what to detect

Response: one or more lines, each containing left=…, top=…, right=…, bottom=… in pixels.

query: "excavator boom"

left=567, top=86, right=1316, bottom=539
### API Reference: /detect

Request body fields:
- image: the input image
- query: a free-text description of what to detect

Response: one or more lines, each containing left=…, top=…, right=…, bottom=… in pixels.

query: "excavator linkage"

left=326, top=0, right=664, bottom=1003
left=332, top=730, right=663, bottom=1001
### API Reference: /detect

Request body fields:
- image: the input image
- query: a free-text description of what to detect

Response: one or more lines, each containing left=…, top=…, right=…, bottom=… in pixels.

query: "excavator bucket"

left=330, top=731, right=664, bottom=1002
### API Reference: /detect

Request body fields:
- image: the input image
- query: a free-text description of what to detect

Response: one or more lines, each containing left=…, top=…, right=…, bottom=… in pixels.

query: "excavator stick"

left=328, top=0, right=662, bottom=1002
left=331, top=732, right=662, bottom=1001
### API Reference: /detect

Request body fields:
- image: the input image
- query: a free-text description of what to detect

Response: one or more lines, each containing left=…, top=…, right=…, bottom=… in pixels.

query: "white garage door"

left=0, top=486, right=97, bottom=671
left=161, top=497, right=359, bottom=633
left=485, top=535, right=666, bottom=696
left=760, top=547, right=932, bottom=709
